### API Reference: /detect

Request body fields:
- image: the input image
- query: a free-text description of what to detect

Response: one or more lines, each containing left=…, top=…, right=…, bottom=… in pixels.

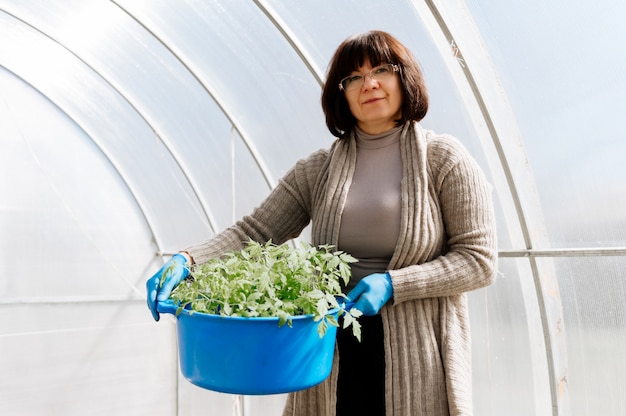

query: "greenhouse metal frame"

left=1, top=1, right=625, bottom=415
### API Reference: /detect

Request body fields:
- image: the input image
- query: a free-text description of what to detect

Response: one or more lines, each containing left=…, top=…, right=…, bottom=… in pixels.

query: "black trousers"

left=336, top=314, right=386, bottom=416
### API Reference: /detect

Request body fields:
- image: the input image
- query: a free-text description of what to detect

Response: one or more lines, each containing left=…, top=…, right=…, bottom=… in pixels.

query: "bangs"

left=336, top=33, right=396, bottom=75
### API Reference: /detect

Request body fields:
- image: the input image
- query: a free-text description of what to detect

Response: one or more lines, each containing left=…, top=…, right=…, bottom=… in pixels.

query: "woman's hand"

left=346, top=272, right=393, bottom=316
left=146, top=253, right=190, bottom=321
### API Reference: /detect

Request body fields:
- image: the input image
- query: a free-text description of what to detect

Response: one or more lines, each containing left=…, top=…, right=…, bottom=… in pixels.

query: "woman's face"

left=343, top=59, right=403, bottom=135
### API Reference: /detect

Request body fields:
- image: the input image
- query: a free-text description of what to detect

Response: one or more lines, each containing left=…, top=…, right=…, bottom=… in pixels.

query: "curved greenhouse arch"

left=1, top=1, right=625, bottom=416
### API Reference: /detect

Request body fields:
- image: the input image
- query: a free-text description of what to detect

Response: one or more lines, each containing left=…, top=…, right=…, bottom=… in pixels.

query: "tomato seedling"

left=169, top=240, right=362, bottom=340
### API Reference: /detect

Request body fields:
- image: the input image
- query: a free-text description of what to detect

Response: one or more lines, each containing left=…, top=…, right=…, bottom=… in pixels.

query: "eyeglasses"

left=338, top=63, right=399, bottom=92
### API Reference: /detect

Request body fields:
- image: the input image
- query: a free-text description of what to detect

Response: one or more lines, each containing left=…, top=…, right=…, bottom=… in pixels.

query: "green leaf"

left=351, top=320, right=362, bottom=342
left=169, top=240, right=362, bottom=340
left=325, top=315, right=339, bottom=327
left=317, top=319, right=328, bottom=338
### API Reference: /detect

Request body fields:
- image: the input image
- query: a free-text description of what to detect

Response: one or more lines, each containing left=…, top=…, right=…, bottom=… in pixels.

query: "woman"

left=147, top=30, right=497, bottom=416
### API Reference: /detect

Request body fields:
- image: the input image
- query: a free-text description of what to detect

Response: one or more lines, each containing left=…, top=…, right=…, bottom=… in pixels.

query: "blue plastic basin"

left=157, top=300, right=338, bottom=395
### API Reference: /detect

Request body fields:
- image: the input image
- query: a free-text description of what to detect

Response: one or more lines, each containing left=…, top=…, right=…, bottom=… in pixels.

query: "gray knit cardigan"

left=185, top=122, right=497, bottom=416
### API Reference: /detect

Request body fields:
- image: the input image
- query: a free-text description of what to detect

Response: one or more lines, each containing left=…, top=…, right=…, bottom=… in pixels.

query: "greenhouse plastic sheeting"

left=1, top=0, right=625, bottom=415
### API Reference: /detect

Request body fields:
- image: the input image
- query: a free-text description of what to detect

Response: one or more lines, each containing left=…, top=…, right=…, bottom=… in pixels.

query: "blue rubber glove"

left=346, top=272, right=393, bottom=316
left=146, top=253, right=190, bottom=321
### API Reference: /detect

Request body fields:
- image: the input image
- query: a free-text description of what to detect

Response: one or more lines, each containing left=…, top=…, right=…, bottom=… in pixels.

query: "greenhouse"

left=1, top=0, right=625, bottom=415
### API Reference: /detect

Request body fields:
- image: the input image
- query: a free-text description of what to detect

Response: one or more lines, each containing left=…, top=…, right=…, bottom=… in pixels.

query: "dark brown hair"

left=321, top=30, right=429, bottom=138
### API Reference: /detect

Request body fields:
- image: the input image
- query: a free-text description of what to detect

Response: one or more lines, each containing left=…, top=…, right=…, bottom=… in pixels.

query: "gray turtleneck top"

left=338, top=125, right=403, bottom=290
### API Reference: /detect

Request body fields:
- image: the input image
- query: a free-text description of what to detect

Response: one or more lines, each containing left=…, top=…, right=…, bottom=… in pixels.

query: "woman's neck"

left=356, top=119, right=399, bottom=135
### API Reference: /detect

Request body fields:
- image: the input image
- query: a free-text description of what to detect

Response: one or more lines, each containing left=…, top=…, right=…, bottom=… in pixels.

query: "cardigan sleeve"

left=183, top=149, right=328, bottom=266
left=389, top=135, right=497, bottom=303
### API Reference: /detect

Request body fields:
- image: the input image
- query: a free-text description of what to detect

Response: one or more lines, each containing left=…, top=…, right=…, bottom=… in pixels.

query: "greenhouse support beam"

left=0, top=5, right=217, bottom=244
left=0, top=296, right=144, bottom=305
left=418, top=1, right=570, bottom=415
left=499, top=247, right=626, bottom=257
left=253, top=0, right=325, bottom=88
left=112, top=0, right=277, bottom=195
